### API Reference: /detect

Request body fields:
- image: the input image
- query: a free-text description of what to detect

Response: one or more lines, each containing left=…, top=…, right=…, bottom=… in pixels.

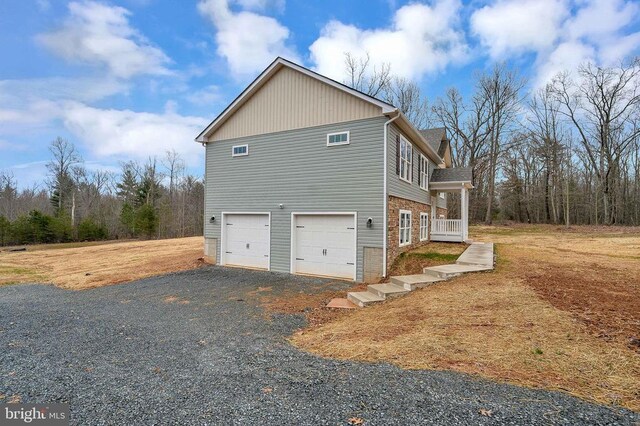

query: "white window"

left=419, top=154, right=429, bottom=191
left=327, top=131, right=350, bottom=146
left=232, top=144, right=248, bottom=157
left=399, top=210, right=412, bottom=246
left=439, top=192, right=446, bottom=200
left=420, top=213, right=429, bottom=241
left=399, top=136, right=412, bottom=183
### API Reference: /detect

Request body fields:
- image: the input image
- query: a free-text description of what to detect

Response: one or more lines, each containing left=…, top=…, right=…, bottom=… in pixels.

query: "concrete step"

left=423, top=263, right=492, bottom=279
left=390, top=274, right=445, bottom=290
left=347, top=291, right=385, bottom=307
left=367, top=283, right=409, bottom=299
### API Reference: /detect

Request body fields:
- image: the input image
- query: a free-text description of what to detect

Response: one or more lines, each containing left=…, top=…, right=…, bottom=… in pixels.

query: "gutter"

left=382, top=111, right=400, bottom=278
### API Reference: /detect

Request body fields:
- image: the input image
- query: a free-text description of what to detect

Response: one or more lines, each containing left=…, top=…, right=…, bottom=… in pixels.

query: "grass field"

left=290, top=225, right=640, bottom=411
left=0, top=237, right=204, bottom=289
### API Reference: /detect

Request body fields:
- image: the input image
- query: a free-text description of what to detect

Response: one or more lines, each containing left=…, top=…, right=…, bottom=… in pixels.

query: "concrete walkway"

left=348, top=242, right=494, bottom=307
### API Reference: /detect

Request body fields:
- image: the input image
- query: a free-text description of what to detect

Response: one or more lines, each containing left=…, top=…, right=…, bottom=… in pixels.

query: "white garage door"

left=293, top=214, right=356, bottom=280
left=223, top=213, right=270, bottom=270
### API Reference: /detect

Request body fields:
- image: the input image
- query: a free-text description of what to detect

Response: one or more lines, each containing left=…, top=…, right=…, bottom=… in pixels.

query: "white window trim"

left=399, top=209, right=412, bottom=247
left=326, top=131, right=350, bottom=146
left=420, top=154, right=429, bottom=191
left=439, top=192, right=446, bottom=199
left=399, top=136, right=412, bottom=183
left=232, top=144, right=249, bottom=157
left=419, top=212, right=429, bottom=242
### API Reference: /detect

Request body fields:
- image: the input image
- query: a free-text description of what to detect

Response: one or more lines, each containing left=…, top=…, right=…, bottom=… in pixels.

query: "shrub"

left=77, top=218, right=108, bottom=241
left=135, top=204, right=158, bottom=238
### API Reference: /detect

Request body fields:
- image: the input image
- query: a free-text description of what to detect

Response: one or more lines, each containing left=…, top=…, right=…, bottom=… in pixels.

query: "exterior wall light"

left=279, top=204, right=284, bottom=209
left=209, top=216, right=215, bottom=223
left=366, top=217, right=373, bottom=228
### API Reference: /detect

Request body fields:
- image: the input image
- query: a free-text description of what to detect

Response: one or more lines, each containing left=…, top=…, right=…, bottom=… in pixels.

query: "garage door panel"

left=293, top=214, right=355, bottom=280
left=223, top=214, right=270, bottom=270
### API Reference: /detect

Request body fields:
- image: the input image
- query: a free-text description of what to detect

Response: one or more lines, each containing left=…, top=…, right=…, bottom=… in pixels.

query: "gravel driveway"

left=1, top=266, right=637, bottom=425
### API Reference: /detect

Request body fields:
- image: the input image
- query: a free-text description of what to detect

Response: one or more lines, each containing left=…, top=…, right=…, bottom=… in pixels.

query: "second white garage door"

left=222, top=213, right=270, bottom=270
left=292, top=214, right=356, bottom=280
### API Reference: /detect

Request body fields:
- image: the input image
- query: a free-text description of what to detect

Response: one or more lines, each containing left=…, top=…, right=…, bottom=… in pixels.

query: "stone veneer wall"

left=436, top=207, right=448, bottom=219
left=387, top=195, right=432, bottom=269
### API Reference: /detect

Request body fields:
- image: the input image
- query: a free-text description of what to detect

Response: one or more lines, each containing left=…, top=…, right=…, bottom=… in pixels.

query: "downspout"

left=382, top=111, right=399, bottom=278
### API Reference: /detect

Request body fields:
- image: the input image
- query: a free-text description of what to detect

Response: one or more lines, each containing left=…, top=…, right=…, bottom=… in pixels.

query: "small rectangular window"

left=439, top=192, right=446, bottom=200
left=420, top=213, right=429, bottom=241
left=232, top=144, right=248, bottom=157
left=399, top=136, right=412, bottom=183
left=327, top=131, right=350, bottom=146
left=420, top=154, right=429, bottom=191
left=399, top=210, right=412, bottom=247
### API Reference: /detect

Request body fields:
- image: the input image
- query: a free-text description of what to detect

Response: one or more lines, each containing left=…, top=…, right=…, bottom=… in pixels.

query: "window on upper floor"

left=398, top=136, right=412, bottom=183
left=399, top=209, right=412, bottom=246
left=327, top=131, right=350, bottom=146
left=420, top=212, right=429, bottom=241
left=232, top=144, right=248, bottom=157
left=419, top=154, right=429, bottom=191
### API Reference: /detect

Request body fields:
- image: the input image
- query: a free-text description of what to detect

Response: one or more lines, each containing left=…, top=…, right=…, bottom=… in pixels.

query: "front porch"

left=429, top=168, right=473, bottom=243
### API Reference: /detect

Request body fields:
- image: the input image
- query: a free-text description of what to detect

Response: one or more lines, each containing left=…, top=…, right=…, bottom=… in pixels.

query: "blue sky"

left=1, top=0, right=639, bottom=188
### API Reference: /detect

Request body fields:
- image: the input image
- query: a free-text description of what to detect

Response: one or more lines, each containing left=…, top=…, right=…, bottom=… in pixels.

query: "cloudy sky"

left=1, top=0, right=639, bottom=188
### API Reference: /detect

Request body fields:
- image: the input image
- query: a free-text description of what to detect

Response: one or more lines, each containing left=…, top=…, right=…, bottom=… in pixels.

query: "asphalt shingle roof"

left=419, top=127, right=449, bottom=157
left=430, top=167, right=473, bottom=183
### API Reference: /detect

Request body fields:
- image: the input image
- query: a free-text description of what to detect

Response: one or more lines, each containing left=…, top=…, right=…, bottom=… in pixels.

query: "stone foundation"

left=387, top=195, right=431, bottom=270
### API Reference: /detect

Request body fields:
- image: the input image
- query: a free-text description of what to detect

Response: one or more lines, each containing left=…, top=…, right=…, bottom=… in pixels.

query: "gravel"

left=1, top=266, right=637, bottom=425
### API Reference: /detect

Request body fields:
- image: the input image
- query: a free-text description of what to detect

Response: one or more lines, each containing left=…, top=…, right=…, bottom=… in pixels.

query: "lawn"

left=0, top=237, right=205, bottom=289
left=290, top=225, right=640, bottom=411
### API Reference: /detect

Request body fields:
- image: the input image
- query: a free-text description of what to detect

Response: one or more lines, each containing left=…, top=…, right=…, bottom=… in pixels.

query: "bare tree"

left=551, top=59, right=640, bottom=224
left=46, top=137, right=82, bottom=219
left=343, top=52, right=391, bottom=97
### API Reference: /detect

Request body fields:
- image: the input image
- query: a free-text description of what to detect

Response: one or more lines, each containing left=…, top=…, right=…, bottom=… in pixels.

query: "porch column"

left=461, top=187, right=468, bottom=241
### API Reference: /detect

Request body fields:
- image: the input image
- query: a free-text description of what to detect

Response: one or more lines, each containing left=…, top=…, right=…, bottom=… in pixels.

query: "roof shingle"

left=430, top=167, right=473, bottom=183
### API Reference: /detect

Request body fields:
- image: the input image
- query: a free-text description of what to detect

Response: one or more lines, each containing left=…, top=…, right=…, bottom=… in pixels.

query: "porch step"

left=423, top=263, right=492, bottom=279
left=390, top=274, right=445, bottom=290
left=367, top=283, right=410, bottom=299
left=347, top=291, right=385, bottom=307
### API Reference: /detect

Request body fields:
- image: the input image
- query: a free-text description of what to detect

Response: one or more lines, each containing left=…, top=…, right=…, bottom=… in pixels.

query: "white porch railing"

left=431, top=219, right=463, bottom=242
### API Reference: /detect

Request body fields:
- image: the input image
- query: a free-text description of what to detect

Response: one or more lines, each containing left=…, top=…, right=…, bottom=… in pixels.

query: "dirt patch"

left=0, top=237, right=204, bottom=289
left=291, top=225, right=640, bottom=411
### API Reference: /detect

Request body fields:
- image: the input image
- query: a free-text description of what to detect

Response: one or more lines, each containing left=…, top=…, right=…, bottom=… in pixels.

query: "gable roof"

left=419, top=127, right=449, bottom=158
left=195, top=57, right=445, bottom=165
left=195, top=57, right=396, bottom=143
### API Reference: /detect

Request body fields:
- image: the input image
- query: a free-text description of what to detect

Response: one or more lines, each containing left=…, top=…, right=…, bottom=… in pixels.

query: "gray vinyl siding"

left=205, top=116, right=387, bottom=282
left=387, top=123, right=433, bottom=205
left=436, top=192, right=448, bottom=210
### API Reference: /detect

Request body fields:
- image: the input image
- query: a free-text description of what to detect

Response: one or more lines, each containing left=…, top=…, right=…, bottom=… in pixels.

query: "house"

left=196, top=57, right=472, bottom=282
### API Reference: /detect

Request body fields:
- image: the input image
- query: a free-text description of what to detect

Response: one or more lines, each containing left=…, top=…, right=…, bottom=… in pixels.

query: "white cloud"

left=567, top=0, right=639, bottom=41
left=61, top=102, right=206, bottom=165
left=471, top=0, right=640, bottom=86
left=309, top=0, right=469, bottom=82
left=471, top=0, right=568, bottom=58
left=197, top=0, right=299, bottom=77
left=535, top=40, right=596, bottom=86
left=37, top=1, right=171, bottom=79
left=186, top=84, right=224, bottom=105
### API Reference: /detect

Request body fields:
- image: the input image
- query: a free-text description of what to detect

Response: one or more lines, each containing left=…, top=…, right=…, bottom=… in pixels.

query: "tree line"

left=0, top=138, right=204, bottom=246
left=345, top=53, right=640, bottom=226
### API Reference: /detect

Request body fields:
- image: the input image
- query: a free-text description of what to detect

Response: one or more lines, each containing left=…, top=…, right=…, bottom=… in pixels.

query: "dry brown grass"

left=291, top=225, right=640, bottom=411
left=0, top=237, right=204, bottom=289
